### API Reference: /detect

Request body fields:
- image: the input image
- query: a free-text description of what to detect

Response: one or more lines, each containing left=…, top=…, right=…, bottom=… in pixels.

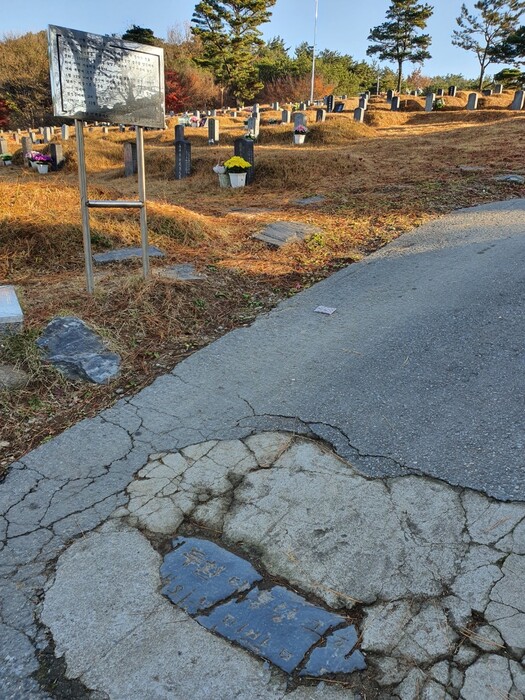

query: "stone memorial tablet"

left=48, top=25, right=165, bottom=128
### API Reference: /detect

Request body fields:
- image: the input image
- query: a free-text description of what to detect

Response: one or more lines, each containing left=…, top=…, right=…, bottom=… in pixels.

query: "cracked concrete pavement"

left=1, top=199, right=524, bottom=699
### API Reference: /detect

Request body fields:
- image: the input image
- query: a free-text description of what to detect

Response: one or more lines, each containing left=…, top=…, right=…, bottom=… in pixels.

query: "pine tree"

left=452, top=1, right=525, bottom=90
left=122, top=25, right=159, bottom=46
left=366, top=0, right=433, bottom=92
left=191, top=0, right=276, bottom=104
left=491, top=23, right=525, bottom=62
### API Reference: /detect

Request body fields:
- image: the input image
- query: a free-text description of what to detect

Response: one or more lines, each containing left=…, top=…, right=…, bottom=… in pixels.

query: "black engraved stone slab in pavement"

left=197, top=585, right=345, bottom=673
left=300, top=627, right=367, bottom=677
left=160, top=537, right=262, bottom=615
left=93, top=246, right=165, bottom=264
left=253, top=221, right=322, bottom=247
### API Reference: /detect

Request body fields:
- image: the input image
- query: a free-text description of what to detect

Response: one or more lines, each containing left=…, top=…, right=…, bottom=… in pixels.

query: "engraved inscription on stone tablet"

left=48, top=25, right=165, bottom=128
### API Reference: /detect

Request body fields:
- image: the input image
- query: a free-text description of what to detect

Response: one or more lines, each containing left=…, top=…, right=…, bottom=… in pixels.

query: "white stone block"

left=0, top=285, right=24, bottom=334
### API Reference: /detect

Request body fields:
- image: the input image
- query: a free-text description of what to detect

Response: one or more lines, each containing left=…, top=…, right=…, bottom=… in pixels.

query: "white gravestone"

left=0, top=286, right=24, bottom=334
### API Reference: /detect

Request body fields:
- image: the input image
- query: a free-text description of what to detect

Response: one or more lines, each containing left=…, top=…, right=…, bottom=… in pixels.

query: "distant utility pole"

left=310, top=0, right=319, bottom=103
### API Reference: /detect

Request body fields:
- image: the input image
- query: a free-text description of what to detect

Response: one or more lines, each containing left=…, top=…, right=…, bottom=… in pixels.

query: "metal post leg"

left=75, top=119, right=94, bottom=294
left=136, top=126, right=149, bottom=280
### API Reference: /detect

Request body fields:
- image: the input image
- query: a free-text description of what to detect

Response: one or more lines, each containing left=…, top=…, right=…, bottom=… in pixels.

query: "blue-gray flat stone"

left=93, top=246, right=165, bottom=263
left=161, top=537, right=261, bottom=614
left=300, top=627, right=367, bottom=676
left=155, top=264, right=206, bottom=281
left=494, top=174, right=525, bottom=184
left=294, top=196, right=326, bottom=206
left=253, top=221, right=322, bottom=247
left=197, top=585, right=344, bottom=673
left=36, top=317, right=120, bottom=384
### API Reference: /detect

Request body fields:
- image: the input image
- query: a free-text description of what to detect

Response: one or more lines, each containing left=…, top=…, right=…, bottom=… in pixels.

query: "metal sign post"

left=136, top=125, right=150, bottom=280
left=74, top=119, right=94, bottom=294
left=48, top=25, right=164, bottom=293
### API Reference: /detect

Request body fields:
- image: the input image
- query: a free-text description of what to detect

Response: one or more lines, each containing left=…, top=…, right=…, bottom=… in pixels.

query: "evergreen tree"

left=122, top=25, right=159, bottom=46
left=491, top=24, right=525, bottom=62
left=191, top=0, right=276, bottom=104
left=366, top=0, right=433, bottom=91
left=256, top=37, right=295, bottom=84
left=452, top=1, right=525, bottom=90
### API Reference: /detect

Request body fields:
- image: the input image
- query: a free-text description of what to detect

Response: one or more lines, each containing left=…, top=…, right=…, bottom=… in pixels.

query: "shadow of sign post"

left=48, top=25, right=165, bottom=293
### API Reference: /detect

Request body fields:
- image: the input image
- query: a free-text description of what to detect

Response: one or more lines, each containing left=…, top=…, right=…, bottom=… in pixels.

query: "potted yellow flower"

left=223, top=156, right=252, bottom=188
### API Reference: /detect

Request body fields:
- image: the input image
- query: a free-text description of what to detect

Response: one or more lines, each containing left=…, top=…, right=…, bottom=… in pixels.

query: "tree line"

left=0, top=0, right=524, bottom=128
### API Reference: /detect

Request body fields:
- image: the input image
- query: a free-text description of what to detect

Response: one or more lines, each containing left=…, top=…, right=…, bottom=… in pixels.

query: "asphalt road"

left=174, top=198, right=525, bottom=500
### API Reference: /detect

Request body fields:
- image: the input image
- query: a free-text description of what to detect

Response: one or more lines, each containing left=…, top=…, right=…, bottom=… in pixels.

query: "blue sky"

left=1, top=0, right=508, bottom=79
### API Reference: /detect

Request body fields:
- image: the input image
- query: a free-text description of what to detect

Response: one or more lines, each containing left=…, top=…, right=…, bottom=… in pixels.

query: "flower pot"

left=229, top=172, right=247, bottom=188
left=30, top=160, right=38, bottom=169
left=36, top=163, right=49, bottom=174
left=218, top=173, right=231, bottom=188
left=294, top=134, right=306, bottom=145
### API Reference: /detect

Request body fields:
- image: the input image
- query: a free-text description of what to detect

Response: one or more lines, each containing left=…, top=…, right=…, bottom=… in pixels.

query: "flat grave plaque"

left=93, top=246, right=165, bottom=264
left=48, top=25, right=165, bottom=128
left=253, top=221, right=322, bottom=247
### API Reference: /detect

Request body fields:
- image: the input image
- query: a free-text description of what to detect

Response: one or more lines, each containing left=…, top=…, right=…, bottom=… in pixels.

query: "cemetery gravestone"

left=102, top=126, right=109, bottom=134
left=282, top=110, right=291, bottom=123
left=436, top=88, right=445, bottom=97
left=175, top=125, right=185, bottom=142
left=61, top=124, right=70, bottom=140
left=247, top=116, right=260, bottom=138
left=358, top=97, right=368, bottom=110
left=494, top=84, right=503, bottom=94
left=354, top=108, right=365, bottom=123
left=123, top=142, right=138, bottom=176
left=391, top=96, right=400, bottom=111
left=299, top=102, right=307, bottom=111
left=0, top=286, right=24, bottom=335
left=50, top=144, right=65, bottom=171
left=293, top=113, right=307, bottom=128
left=43, top=127, right=52, bottom=143
left=316, top=109, right=326, bottom=122
left=334, top=102, right=345, bottom=112
left=510, top=90, right=525, bottom=110
left=234, top=137, right=254, bottom=185
left=0, top=138, right=7, bottom=155
left=326, top=95, right=334, bottom=113
left=175, top=140, right=191, bottom=180
left=425, top=93, right=435, bottom=112
left=448, top=85, right=457, bottom=97
left=386, top=89, right=394, bottom=103
left=208, top=118, right=219, bottom=144
left=21, top=137, right=32, bottom=164
left=482, top=89, right=493, bottom=96
left=467, top=93, right=478, bottom=110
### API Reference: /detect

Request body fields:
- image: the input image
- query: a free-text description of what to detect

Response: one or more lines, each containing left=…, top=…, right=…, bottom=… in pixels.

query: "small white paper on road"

left=314, top=306, right=336, bottom=315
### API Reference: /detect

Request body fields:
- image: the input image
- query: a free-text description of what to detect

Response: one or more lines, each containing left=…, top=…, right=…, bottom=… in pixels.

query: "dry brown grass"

left=1, top=102, right=525, bottom=475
